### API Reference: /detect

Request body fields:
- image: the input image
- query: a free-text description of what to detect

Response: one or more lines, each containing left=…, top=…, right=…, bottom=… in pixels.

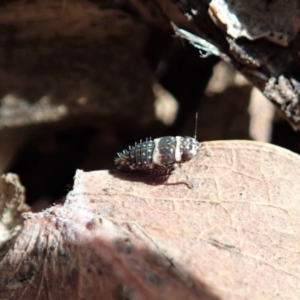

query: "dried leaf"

left=1, top=140, right=300, bottom=299
left=0, top=173, right=30, bottom=249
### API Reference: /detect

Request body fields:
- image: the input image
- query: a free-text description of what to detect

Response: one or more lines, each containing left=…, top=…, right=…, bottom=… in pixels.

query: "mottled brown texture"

left=0, top=0, right=169, bottom=201
left=0, top=1, right=156, bottom=132
left=0, top=173, right=30, bottom=256
left=1, top=140, right=300, bottom=299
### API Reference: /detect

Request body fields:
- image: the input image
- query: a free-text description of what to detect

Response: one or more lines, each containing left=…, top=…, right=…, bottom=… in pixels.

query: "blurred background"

left=0, top=0, right=298, bottom=210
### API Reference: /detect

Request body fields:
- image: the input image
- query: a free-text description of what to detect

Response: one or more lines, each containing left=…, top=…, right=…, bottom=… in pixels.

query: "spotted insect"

left=114, top=136, right=201, bottom=178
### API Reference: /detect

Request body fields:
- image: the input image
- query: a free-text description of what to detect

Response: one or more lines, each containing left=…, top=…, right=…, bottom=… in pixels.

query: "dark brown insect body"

left=115, top=136, right=201, bottom=177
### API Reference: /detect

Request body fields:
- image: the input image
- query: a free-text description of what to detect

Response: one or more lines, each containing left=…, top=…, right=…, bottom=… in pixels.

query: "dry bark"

left=156, top=0, right=300, bottom=128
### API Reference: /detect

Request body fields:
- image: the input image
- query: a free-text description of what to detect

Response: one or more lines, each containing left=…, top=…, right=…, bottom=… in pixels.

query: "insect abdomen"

left=115, top=138, right=155, bottom=171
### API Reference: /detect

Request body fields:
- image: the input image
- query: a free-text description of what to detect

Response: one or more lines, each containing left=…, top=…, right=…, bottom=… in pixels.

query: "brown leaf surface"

left=1, top=140, right=300, bottom=299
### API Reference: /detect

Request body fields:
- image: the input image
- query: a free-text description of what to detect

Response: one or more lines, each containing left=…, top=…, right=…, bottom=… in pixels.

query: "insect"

left=115, top=135, right=201, bottom=178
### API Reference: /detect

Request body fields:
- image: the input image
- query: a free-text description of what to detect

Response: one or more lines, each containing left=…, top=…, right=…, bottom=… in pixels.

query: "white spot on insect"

left=175, top=136, right=182, bottom=161
left=152, top=138, right=161, bottom=165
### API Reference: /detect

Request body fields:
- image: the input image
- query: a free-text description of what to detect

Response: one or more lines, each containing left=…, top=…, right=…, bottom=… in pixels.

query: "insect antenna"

left=194, top=112, right=198, bottom=140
